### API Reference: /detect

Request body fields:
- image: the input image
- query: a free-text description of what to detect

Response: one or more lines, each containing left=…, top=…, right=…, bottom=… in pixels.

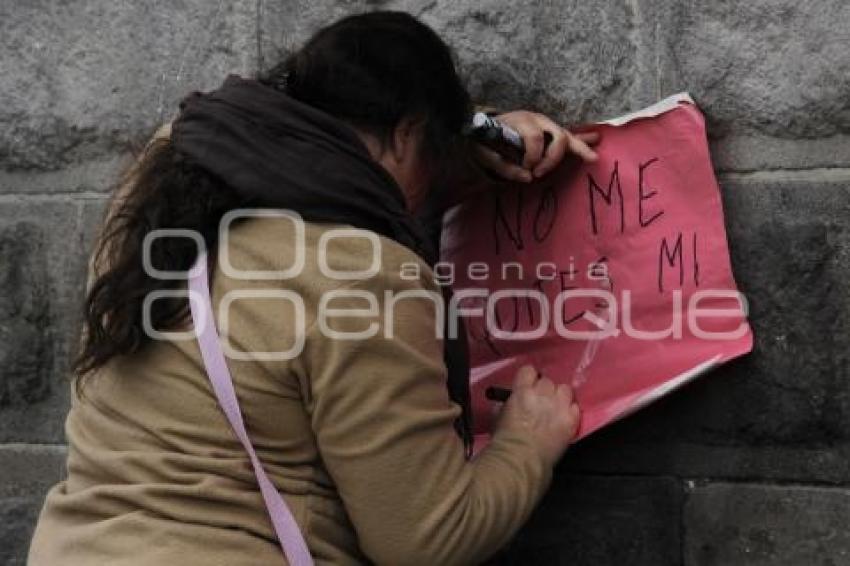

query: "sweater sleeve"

left=302, top=252, right=553, bottom=566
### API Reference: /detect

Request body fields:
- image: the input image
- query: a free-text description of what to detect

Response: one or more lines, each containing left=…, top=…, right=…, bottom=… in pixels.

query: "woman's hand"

left=494, top=365, right=581, bottom=467
left=476, top=110, right=601, bottom=183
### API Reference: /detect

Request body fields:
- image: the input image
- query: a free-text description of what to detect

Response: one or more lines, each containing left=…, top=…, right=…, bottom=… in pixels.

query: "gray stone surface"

left=489, top=474, right=682, bottom=566
left=563, top=176, right=850, bottom=483
left=662, top=1, right=850, bottom=139
left=0, top=0, right=257, bottom=176
left=684, top=482, right=850, bottom=566
left=708, top=136, right=850, bottom=174
left=0, top=445, right=67, bottom=566
left=0, top=497, right=43, bottom=566
left=0, top=444, right=68, bottom=498
left=0, top=199, right=98, bottom=443
left=659, top=0, right=850, bottom=171
left=260, top=0, right=660, bottom=123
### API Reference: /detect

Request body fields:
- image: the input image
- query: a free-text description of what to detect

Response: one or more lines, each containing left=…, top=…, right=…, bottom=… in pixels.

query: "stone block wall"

left=2, top=1, right=848, bottom=564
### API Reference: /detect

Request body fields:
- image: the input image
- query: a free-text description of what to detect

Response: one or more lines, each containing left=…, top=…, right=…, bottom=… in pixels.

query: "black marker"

left=466, top=112, right=525, bottom=165
left=485, top=386, right=512, bottom=403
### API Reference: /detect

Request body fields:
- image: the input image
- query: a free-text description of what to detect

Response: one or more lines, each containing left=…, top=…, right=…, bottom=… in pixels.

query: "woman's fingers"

left=522, top=113, right=562, bottom=174
left=564, top=130, right=599, bottom=164
left=513, top=364, right=539, bottom=390
left=509, top=112, right=600, bottom=177
left=479, top=111, right=604, bottom=182
left=494, top=111, right=546, bottom=171
left=535, top=376, right=556, bottom=397
left=532, top=126, right=569, bottom=178
left=515, top=125, right=546, bottom=171
left=556, top=383, right=574, bottom=406
left=533, top=126, right=599, bottom=177
left=476, top=146, right=533, bottom=183
left=575, top=130, right=601, bottom=145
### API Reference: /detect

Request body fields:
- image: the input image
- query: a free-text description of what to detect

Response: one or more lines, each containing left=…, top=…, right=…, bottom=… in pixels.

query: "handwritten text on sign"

left=440, top=97, right=753, bottom=439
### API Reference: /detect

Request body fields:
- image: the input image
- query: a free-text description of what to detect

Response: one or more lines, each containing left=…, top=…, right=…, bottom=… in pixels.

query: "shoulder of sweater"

left=223, top=217, right=439, bottom=294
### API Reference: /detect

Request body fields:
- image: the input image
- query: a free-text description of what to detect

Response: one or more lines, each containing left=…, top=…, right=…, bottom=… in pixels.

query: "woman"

left=29, top=11, right=598, bottom=566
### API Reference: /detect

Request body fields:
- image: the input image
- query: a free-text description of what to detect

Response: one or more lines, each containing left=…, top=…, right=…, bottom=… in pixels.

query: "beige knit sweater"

left=28, top=214, right=552, bottom=565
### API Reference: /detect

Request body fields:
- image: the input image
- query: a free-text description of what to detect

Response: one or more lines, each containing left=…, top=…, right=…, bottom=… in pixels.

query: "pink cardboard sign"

left=441, top=93, right=753, bottom=441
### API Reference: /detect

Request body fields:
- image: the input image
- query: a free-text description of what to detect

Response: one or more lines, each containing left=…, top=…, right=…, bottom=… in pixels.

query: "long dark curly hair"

left=76, top=11, right=473, bottom=380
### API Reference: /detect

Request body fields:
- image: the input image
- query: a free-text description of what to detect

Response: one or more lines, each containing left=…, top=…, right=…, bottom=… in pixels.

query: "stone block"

left=0, top=0, right=258, bottom=175
left=562, top=177, right=850, bottom=483
left=684, top=482, right=850, bottom=566
left=0, top=199, right=96, bottom=443
left=489, top=474, right=682, bottom=565
left=658, top=0, right=850, bottom=171
left=0, top=444, right=67, bottom=566
left=0, top=497, right=43, bottom=566
left=0, top=444, right=67, bottom=498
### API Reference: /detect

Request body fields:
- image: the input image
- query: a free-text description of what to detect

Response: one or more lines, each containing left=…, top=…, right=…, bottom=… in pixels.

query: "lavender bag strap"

left=188, top=251, right=313, bottom=566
